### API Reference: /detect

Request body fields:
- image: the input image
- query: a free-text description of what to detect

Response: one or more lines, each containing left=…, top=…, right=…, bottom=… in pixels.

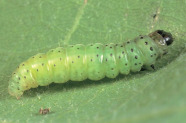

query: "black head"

left=156, top=30, right=173, bottom=46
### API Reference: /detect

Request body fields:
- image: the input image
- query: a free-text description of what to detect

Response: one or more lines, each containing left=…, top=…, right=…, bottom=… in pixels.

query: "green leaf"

left=0, top=0, right=185, bottom=122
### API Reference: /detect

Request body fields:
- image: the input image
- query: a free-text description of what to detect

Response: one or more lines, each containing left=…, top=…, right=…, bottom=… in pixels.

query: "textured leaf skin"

left=0, top=0, right=186, bottom=123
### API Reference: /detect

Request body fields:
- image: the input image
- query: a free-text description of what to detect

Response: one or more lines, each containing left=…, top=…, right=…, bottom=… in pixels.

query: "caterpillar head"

left=149, top=30, right=173, bottom=55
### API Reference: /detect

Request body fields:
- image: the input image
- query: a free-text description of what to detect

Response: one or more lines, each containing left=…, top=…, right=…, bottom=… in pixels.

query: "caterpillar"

left=8, top=30, right=173, bottom=99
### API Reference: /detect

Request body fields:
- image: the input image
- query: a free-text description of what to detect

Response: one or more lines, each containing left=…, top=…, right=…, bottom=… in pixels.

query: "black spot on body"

left=97, top=54, right=99, bottom=57
left=119, top=56, right=121, bottom=59
left=110, top=53, right=112, bottom=56
left=110, top=47, right=112, bottom=48
left=42, top=63, right=44, bottom=66
left=91, top=59, right=93, bottom=62
left=24, top=76, right=26, bottom=79
left=27, top=70, right=29, bottom=72
left=145, top=42, right=148, bottom=45
left=127, top=41, right=130, bottom=44
left=151, top=55, right=153, bottom=57
left=18, top=77, right=20, bottom=80
left=151, top=64, right=155, bottom=70
left=77, top=48, right=79, bottom=49
left=97, top=47, right=99, bottom=49
left=135, top=56, right=138, bottom=59
left=37, top=69, right=39, bottom=72
left=78, top=56, right=80, bottom=58
left=125, top=63, right=127, bottom=66
left=150, top=47, right=153, bottom=51
left=22, top=64, right=25, bottom=66
left=122, top=51, right=124, bottom=54
left=131, top=49, right=134, bottom=52
left=54, top=64, right=56, bottom=67
left=140, top=36, right=143, bottom=39
left=153, top=14, right=157, bottom=19
left=135, top=63, right=137, bottom=65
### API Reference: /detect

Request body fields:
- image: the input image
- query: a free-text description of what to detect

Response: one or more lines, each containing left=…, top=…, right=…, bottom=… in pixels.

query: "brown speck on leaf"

left=39, top=108, right=50, bottom=115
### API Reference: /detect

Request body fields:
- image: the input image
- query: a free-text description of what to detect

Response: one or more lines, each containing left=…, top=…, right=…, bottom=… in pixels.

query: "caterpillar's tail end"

left=8, top=80, right=23, bottom=99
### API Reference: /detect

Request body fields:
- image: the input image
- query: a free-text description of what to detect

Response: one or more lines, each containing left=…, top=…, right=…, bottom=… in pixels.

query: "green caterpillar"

left=8, top=30, right=173, bottom=99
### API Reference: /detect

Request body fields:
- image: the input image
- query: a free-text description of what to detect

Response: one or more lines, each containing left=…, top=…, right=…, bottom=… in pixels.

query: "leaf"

left=0, top=0, right=185, bottom=123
